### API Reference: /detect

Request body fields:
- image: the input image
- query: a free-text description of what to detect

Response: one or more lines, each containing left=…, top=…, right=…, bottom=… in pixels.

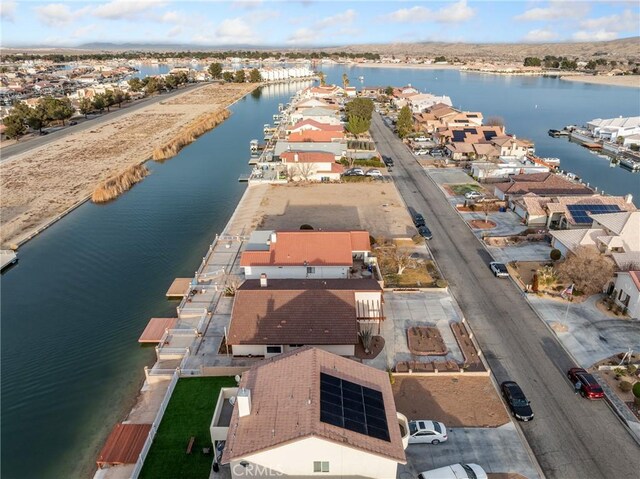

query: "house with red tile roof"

left=279, top=151, right=344, bottom=181
left=494, top=173, right=594, bottom=200
left=216, top=346, right=407, bottom=477
left=226, top=279, right=383, bottom=357
left=240, top=230, right=371, bottom=279
left=287, top=119, right=344, bottom=134
left=287, top=129, right=345, bottom=142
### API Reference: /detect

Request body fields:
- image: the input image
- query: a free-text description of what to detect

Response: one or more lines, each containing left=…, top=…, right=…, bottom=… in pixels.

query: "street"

left=370, top=113, right=640, bottom=479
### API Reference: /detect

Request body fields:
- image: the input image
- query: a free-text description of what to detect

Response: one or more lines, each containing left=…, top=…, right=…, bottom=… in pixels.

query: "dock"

left=0, top=250, right=18, bottom=271
left=165, top=278, right=191, bottom=298
left=582, top=142, right=602, bottom=150
left=138, top=318, right=178, bottom=343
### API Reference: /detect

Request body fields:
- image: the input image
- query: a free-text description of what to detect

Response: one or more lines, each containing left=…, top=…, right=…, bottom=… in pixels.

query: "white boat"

left=541, top=157, right=561, bottom=166
left=0, top=250, right=18, bottom=271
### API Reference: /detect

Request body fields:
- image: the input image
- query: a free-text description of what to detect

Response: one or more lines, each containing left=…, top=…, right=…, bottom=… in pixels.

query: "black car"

left=412, top=212, right=426, bottom=228
left=418, top=225, right=433, bottom=240
left=383, top=156, right=394, bottom=167
left=501, top=381, right=534, bottom=421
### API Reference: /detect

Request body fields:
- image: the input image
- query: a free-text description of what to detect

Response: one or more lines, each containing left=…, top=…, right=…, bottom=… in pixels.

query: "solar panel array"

left=319, top=372, right=390, bottom=442
left=483, top=131, right=498, bottom=141
left=567, top=204, right=622, bottom=224
left=452, top=130, right=466, bottom=142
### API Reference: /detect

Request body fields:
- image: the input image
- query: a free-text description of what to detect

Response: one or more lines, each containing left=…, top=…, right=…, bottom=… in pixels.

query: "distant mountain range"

left=3, top=37, right=638, bottom=61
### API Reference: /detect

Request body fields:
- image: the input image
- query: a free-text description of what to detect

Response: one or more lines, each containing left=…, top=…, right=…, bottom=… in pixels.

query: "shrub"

left=633, top=381, right=640, bottom=398
left=614, top=367, right=626, bottom=378
left=550, top=249, right=562, bottom=261
left=619, top=380, right=633, bottom=392
left=436, top=279, right=448, bottom=288
left=628, top=364, right=638, bottom=375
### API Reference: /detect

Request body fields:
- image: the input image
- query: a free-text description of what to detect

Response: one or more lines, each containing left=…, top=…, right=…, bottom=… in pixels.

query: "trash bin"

left=499, top=206, right=506, bottom=212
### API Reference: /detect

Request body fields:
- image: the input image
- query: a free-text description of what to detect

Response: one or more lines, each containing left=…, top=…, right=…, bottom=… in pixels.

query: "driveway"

left=399, top=423, right=540, bottom=479
left=487, top=242, right=554, bottom=263
left=527, top=294, right=640, bottom=367
left=365, top=290, right=464, bottom=370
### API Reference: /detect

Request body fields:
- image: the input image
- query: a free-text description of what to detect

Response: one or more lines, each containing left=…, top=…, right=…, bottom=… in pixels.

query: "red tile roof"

left=280, top=151, right=337, bottom=163
left=222, top=347, right=406, bottom=464
left=630, top=271, right=640, bottom=291
left=494, top=173, right=594, bottom=196
left=240, top=231, right=371, bottom=267
left=97, top=423, right=151, bottom=467
left=287, top=130, right=345, bottom=142
left=290, top=119, right=344, bottom=132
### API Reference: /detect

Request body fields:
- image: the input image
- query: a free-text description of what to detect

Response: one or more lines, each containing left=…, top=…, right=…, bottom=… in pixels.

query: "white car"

left=408, top=420, right=448, bottom=444
left=366, top=169, right=383, bottom=177
left=464, top=191, right=485, bottom=200
left=418, top=463, right=488, bottom=479
left=490, top=262, right=509, bottom=278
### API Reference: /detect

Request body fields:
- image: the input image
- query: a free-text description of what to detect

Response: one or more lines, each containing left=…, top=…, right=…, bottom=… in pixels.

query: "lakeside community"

left=16, top=70, right=632, bottom=478
left=1, top=45, right=640, bottom=479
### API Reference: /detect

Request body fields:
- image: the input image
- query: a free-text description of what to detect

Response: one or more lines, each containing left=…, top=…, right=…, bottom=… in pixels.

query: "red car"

left=568, top=368, right=605, bottom=399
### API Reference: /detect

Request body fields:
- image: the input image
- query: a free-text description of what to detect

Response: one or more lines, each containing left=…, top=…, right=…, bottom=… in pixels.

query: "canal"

left=2, top=68, right=639, bottom=479
left=0, top=81, right=310, bottom=479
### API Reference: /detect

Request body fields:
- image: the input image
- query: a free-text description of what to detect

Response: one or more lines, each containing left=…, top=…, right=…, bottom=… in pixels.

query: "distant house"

left=608, top=271, right=640, bottom=318
left=405, top=93, right=453, bottom=113
left=287, top=119, right=344, bottom=134
left=227, top=279, right=384, bottom=357
left=290, top=106, right=343, bottom=125
left=240, top=230, right=371, bottom=279
left=217, top=346, right=407, bottom=477
left=494, top=173, right=594, bottom=201
left=470, top=160, right=550, bottom=180
left=302, top=84, right=345, bottom=99
left=587, top=116, right=640, bottom=142
left=279, top=151, right=344, bottom=181
left=274, top=140, right=346, bottom=160
left=287, top=129, right=345, bottom=142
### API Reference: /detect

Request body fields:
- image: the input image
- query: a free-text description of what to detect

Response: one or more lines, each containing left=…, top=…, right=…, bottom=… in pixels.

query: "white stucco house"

left=216, top=346, right=408, bottom=478
left=240, top=230, right=371, bottom=279
left=279, top=151, right=344, bottom=181
left=226, top=278, right=384, bottom=357
left=609, top=271, right=640, bottom=318
left=587, top=116, right=640, bottom=142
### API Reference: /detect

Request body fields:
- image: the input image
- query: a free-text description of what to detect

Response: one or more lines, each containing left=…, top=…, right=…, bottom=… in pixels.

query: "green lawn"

left=140, top=376, right=235, bottom=479
left=449, top=183, right=482, bottom=195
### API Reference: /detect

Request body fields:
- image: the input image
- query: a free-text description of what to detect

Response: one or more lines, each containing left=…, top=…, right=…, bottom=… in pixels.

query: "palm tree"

left=342, top=73, right=349, bottom=89
left=318, top=71, right=326, bottom=86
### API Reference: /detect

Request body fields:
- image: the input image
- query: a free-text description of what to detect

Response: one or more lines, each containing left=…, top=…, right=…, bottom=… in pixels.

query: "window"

left=306, top=266, right=316, bottom=274
left=313, top=461, right=329, bottom=473
left=266, top=345, right=282, bottom=354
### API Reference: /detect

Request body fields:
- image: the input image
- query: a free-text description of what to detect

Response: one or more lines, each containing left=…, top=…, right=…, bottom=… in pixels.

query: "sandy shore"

left=560, top=75, right=640, bottom=88
left=352, top=62, right=460, bottom=70
left=0, top=82, right=256, bottom=248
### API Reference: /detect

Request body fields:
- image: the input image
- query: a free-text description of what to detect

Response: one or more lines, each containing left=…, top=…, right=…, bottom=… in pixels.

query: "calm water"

left=0, top=81, right=311, bottom=479
left=2, top=69, right=639, bottom=479
left=323, top=66, right=640, bottom=200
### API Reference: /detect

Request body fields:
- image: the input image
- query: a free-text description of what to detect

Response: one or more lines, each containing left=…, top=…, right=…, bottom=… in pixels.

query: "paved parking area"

left=427, top=168, right=477, bottom=187
left=527, top=294, right=640, bottom=367
left=461, top=210, right=527, bottom=238
left=398, top=423, right=540, bottom=479
left=487, top=242, right=554, bottom=263
left=364, top=291, right=464, bottom=370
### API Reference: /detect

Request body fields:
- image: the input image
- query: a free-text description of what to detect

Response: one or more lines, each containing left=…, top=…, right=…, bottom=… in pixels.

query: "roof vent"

left=260, top=273, right=268, bottom=288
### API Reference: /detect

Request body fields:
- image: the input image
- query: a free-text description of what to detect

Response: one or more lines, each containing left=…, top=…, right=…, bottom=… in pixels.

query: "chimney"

left=270, top=232, right=277, bottom=244
left=625, top=193, right=633, bottom=204
left=237, top=388, right=251, bottom=418
left=294, top=153, right=299, bottom=162
left=260, top=273, right=268, bottom=288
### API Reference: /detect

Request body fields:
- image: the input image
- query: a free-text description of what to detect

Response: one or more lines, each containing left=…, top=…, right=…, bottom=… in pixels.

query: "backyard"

left=139, top=376, right=235, bottom=479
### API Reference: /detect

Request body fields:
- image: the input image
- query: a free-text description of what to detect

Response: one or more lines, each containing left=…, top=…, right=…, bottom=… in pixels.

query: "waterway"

left=0, top=81, right=311, bottom=479
left=323, top=65, right=640, bottom=200
left=2, top=68, right=639, bottom=479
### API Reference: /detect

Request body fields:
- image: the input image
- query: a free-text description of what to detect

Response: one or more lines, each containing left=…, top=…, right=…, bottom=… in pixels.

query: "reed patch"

left=91, top=164, right=149, bottom=203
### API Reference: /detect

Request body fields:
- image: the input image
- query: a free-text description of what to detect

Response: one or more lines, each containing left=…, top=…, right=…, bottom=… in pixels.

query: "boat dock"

left=0, top=250, right=18, bottom=271
left=165, top=277, right=191, bottom=298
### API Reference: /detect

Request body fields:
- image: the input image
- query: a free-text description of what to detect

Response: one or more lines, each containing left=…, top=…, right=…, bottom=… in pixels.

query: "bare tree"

left=296, top=162, right=316, bottom=181
left=392, top=247, right=416, bottom=275
left=557, top=246, right=615, bottom=296
left=485, top=116, right=505, bottom=127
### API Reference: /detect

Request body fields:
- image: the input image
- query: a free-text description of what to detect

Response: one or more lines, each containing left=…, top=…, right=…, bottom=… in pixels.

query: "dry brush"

left=91, top=164, right=149, bottom=203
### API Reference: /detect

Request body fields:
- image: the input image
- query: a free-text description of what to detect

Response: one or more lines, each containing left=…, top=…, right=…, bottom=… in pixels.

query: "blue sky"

left=1, top=1, right=639, bottom=47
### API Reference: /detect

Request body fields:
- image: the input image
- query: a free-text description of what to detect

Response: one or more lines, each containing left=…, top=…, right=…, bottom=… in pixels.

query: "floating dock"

left=165, top=278, right=191, bottom=298
left=0, top=250, right=18, bottom=271
left=138, top=318, right=178, bottom=343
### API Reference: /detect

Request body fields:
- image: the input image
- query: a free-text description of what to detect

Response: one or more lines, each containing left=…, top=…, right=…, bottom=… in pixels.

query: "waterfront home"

left=405, top=93, right=453, bottom=113
left=279, top=151, right=344, bottom=181
left=301, top=84, right=345, bottom=99
left=289, top=106, right=343, bottom=126
left=511, top=194, right=636, bottom=228
left=294, top=98, right=340, bottom=110
left=226, top=279, right=384, bottom=357
left=414, top=105, right=483, bottom=134
left=607, top=271, right=640, bottom=318
left=622, top=134, right=640, bottom=148
left=274, top=140, right=346, bottom=160
left=550, top=211, right=640, bottom=258
left=360, top=86, right=385, bottom=98
left=240, top=230, right=372, bottom=279
left=587, top=116, right=640, bottom=142
left=287, top=119, right=344, bottom=134
left=471, top=159, right=550, bottom=180
left=216, top=347, right=407, bottom=477
left=493, top=173, right=594, bottom=200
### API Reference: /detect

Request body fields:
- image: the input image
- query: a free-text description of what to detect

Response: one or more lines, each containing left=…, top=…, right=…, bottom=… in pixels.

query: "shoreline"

left=0, top=82, right=257, bottom=249
left=560, top=74, right=640, bottom=88
left=350, top=62, right=460, bottom=70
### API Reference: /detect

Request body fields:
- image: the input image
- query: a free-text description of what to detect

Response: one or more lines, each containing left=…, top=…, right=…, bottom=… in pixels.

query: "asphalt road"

left=1, top=83, right=202, bottom=162
left=370, top=113, right=640, bottom=479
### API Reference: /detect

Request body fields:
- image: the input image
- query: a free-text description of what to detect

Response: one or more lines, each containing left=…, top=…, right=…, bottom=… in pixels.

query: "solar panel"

left=484, top=131, right=498, bottom=141
left=567, top=204, right=622, bottom=224
left=320, top=372, right=390, bottom=442
left=452, top=130, right=466, bottom=142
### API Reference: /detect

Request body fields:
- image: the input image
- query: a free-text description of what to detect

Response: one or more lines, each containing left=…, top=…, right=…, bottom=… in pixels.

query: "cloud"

left=522, top=28, right=559, bottom=42
left=316, top=9, right=357, bottom=29
left=573, top=30, right=619, bottom=41
left=215, top=17, right=258, bottom=44
left=167, top=25, right=182, bottom=37
left=33, top=3, right=82, bottom=27
left=579, top=9, right=640, bottom=32
left=287, top=27, right=316, bottom=45
left=72, top=23, right=101, bottom=39
left=231, top=0, right=263, bottom=9
left=0, top=1, right=16, bottom=22
left=516, top=0, right=589, bottom=21
left=384, top=1, right=475, bottom=24
left=287, top=9, right=358, bottom=44
left=93, top=0, right=167, bottom=20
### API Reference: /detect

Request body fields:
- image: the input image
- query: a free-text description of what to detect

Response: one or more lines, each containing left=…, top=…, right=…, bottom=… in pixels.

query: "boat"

left=0, top=250, right=18, bottom=271
left=548, top=129, right=569, bottom=138
left=541, top=157, right=561, bottom=166
left=619, top=157, right=640, bottom=171
left=358, top=75, right=364, bottom=82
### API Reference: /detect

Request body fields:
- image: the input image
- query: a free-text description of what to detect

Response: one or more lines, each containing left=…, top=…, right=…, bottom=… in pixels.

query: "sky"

left=0, top=1, right=639, bottom=48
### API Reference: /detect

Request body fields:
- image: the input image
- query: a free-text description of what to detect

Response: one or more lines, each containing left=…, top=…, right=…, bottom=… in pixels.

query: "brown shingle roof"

left=222, top=346, right=406, bottom=464
left=228, top=279, right=381, bottom=345
left=494, top=173, right=594, bottom=196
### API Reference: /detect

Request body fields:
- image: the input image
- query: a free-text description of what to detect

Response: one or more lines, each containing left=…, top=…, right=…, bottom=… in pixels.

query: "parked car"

left=366, top=169, right=383, bottom=178
left=411, top=212, right=426, bottom=228
left=39, top=130, right=49, bottom=135
left=418, top=463, right=488, bottom=479
left=567, top=368, right=605, bottom=399
left=408, top=420, right=448, bottom=444
left=501, top=381, right=534, bottom=421
left=383, top=156, right=395, bottom=167
left=464, top=191, right=485, bottom=200
left=490, top=262, right=509, bottom=278
left=430, top=148, right=445, bottom=158
left=69, top=121, right=78, bottom=126
left=418, top=225, right=433, bottom=240
left=343, top=168, right=365, bottom=177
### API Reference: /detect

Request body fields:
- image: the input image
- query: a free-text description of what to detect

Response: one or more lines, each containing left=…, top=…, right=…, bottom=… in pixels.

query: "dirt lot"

left=1, top=83, right=256, bottom=248
left=392, top=376, right=509, bottom=427
left=252, top=182, right=414, bottom=238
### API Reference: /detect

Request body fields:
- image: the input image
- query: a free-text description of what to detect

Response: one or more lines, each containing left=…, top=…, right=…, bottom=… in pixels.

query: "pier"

left=0, top=250, right=18, bottom=271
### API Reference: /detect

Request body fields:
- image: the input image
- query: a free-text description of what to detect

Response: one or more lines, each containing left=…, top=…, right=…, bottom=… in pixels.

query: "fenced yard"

left=139, top=376, right=235, bottom=479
